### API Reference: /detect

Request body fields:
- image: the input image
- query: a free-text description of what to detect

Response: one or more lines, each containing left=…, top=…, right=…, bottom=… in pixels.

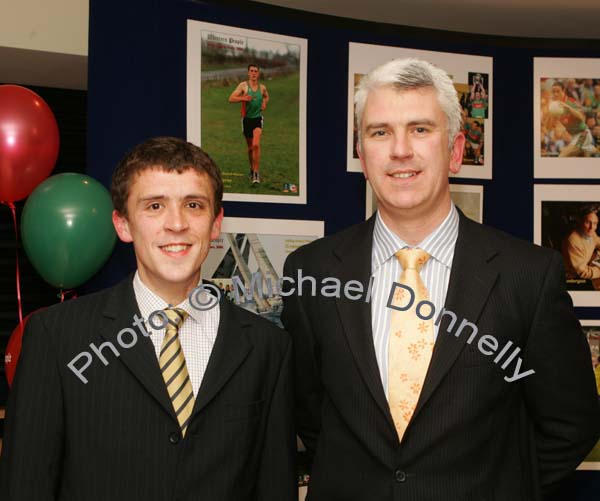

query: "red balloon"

left=0, top=85, right=59, bottom=202
left=4, top=309, right=44, bottom=387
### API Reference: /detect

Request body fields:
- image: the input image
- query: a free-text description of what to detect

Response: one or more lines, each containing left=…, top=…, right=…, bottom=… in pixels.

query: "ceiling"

left=254, top=0, right=600, bottom=39
left=2, top=0, right=598, bottom=92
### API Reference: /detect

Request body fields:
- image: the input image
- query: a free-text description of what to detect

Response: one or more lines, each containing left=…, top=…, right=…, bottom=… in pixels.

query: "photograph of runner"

left=187, top=21, right=307, bottom=203
left=228, top=64, right=269, bottom=184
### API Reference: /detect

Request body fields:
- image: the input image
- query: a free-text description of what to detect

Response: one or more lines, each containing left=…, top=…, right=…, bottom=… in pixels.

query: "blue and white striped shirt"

left=370, top=204, right=459, bottom=395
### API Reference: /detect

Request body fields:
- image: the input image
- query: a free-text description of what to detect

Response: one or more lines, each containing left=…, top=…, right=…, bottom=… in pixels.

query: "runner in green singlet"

left=228, top=64, right=270, bottom=184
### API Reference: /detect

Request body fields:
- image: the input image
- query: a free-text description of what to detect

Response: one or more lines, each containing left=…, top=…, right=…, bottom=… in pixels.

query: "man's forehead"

left=132, top=165, right=206, bottom=180
left=365, top=85, right=437, bottom=105
left=362, top=86, right=443, bottom=122
left=129, top=167, right=211, bottom=196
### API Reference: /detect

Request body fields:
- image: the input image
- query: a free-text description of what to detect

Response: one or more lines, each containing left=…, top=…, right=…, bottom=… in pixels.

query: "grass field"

left=201, top=72, right=300, bottom=197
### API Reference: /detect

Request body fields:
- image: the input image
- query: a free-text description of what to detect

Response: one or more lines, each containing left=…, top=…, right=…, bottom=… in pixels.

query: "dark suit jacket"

left=281, top=212, right=600, bottom=501
left=0, top=276, right=297, bottom=501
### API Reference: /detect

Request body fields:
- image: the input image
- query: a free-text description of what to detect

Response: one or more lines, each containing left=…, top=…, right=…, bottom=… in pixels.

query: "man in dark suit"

left=282, top=59, right=599, bottom=500
left=0, top=137, right=296, bottom=500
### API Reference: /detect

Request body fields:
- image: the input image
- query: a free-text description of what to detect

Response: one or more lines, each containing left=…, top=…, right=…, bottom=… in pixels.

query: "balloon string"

left=6, top=202, right=23, bottom=324
left=58, top=289, right=78, bottom=302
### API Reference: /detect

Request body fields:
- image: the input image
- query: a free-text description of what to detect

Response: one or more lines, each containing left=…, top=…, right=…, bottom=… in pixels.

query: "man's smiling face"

left=358, top=85, right=463, bottom=223
left=112, top=167, right=223, bottom=302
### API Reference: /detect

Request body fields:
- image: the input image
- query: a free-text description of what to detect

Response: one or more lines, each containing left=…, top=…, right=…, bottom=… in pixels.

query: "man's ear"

left=449, top=133, right=466, bottom=175
left=210, top=207, right=224, bottom=241
left=112, top=210, right=133, bottom=243
left=357, top=140, right=368, bottom=180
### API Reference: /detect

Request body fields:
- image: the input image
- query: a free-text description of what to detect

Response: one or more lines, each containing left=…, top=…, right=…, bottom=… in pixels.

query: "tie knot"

left=163, top=307, right=188, bottom=330
left=395, top=248, right=430, bottom=272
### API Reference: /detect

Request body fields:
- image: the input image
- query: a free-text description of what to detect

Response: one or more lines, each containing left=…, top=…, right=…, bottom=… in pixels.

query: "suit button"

left=395, top=470, right=407, bottom=482
left=169, top=432, right=180, bottom=444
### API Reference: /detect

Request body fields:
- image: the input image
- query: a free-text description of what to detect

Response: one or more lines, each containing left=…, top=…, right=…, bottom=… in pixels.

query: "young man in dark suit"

left=1, top=137, right=296, bottom=500
left=282, top=59, right=599, bottom=500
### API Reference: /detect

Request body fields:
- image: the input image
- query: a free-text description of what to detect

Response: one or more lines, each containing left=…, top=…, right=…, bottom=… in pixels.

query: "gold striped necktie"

left=388, top=248, right=435, bottom=442
left=160, top=308, right=194, bottom=437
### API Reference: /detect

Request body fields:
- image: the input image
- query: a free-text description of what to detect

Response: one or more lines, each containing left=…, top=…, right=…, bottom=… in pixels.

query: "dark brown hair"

left=111, top=137, right=223, bottom=217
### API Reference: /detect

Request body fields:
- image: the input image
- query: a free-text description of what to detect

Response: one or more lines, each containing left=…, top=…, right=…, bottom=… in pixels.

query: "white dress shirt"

left=132, top=272, right=220, bottom=397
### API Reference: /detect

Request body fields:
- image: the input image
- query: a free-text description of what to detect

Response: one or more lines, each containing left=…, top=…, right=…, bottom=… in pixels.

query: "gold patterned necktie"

left=159, top=308, right=194, bottom=437
left=387, top=248, right=435, bottom=442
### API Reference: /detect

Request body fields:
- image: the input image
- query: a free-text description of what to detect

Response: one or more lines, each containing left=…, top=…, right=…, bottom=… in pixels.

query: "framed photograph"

left=534, top=184, right=600, bottom=306
left=365, top=182, right=483, bottom=223
left=347, top=42, right=493, bottom=179
left=201, top=217, right=324, bottom=326
left=187, top=20, right=308, bottom=203
left=533, top=58, right=600, bottom=178
left=577, top=320, right=600, bottom=470
left=450, top=184, right=483, bottom=223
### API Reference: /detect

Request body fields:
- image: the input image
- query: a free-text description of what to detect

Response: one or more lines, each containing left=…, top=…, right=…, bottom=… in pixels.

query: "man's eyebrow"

left=364, top=119, right=439, bottom=131
left=406, top=119, right=438, bottom=127
left=183, top=194, right=210, bottom=200
left=364, top=122, right=389, bottom=131
left=136, top=194, right=211, bottom=204
left=137, top=195, right=165, bottom=204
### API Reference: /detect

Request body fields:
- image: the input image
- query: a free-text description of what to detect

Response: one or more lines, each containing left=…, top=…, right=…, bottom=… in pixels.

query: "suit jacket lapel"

left=413, top=213, right=499, bottom=419
left=191, top=297, right=253, bottom=419
left=99, top=276, right=177, bottom=422
left=333, top=216, right=396, bottom=433
left=99, top=279, right=254, bottom=425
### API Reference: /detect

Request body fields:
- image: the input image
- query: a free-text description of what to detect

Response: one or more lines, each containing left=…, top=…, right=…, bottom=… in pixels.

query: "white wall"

left=0, top=0, right=88, bottom=88
left=0, top=0, right=88, bottom=56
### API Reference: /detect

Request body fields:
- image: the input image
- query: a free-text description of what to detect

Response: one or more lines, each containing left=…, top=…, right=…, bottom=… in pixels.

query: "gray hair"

left=354, top=58, right=463, bottom=148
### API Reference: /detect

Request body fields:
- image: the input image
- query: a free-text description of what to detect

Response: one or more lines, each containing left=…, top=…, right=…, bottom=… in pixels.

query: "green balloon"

left=21, top=173, right=116, bottom=289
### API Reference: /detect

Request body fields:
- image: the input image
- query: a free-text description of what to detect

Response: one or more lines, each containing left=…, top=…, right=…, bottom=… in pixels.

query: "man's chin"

left=153, top=269, right=202, bottom=289
left=380, top=197, right=424, bottom=213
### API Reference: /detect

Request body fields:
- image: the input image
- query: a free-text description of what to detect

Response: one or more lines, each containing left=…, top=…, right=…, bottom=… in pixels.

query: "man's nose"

left=390, top=131, right=413, bottom=159
left=164, top=207, right=188, bottom=231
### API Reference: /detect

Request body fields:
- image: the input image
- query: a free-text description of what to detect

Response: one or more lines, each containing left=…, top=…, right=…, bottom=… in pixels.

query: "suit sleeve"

left=280, top=252, right=323, bottom=459
left=523, top=252, right=600, bottom=494
left=256, top=334, right=298, bottom=501
left=0, top=312, right=64, bottom=500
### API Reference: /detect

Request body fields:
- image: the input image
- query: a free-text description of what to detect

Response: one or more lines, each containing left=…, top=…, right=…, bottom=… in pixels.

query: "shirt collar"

left=132, top=271, right=210, bottom=327
left=372, top=203, right=459, bottom=272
